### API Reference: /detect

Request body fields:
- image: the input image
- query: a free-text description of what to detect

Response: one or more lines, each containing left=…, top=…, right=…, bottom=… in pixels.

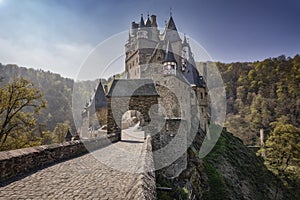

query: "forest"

left=216, top=55, right=299, bottom=145
left=215, top=54, right=300, bottom=190
left=0, top=63, right=97, bottom=151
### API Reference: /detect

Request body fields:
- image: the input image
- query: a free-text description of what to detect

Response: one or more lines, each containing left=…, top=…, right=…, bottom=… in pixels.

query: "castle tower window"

left=163, top=41, right=177, bottom=76
left=137, top=30, right=148, bottom=39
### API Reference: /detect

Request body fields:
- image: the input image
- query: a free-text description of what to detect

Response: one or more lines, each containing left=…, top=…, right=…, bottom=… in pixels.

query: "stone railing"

left=0, top=134, right=118, bottom=182
left=125, top=135, right=157, bottom=200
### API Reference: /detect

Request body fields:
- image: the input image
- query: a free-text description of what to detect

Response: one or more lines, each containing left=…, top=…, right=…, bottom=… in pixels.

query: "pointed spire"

left=164, top=41, right=177, bottom=63
left=145, top=15, right=151, bottom=27
left=183, top=34, right=188, bottom=45
left=139, top=14, right=145, bottom=28
left=166, top=16, right=177, bottom=31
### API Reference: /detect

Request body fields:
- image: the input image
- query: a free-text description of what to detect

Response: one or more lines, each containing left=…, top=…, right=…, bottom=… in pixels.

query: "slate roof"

left=139, top=15, right=145, bottom=28
left=107, top=79, right=159, bottom=97
left=164, top=41, right=177, bottom=63
left=166, top=16, right=177, bottom=31
left=94, top=82, right=107, bottom=109
left=145, top=17, right=151, bottom=27
left=183, top=59, right=206, bottom=88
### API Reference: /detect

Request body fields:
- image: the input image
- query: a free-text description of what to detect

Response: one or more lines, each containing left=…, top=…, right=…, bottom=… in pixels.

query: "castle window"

left=201, top=108, right=204, bottom=113
left=200, top=92, right=203, bottom=99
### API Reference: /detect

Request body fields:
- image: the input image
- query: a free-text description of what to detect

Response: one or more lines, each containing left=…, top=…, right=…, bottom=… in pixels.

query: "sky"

left=0, top=0, right=299, bottom=79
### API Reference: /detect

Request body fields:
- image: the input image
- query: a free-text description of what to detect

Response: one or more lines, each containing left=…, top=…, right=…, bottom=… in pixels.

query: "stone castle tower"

left=81, top=14, right=209, bottom=178
left=124, top=14, right=208, bottom=133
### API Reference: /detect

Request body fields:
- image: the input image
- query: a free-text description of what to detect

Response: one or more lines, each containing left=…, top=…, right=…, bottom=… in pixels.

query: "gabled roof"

left=107, top=79, right=159, bottom=97
left=164, top=41, right=177, bottom=63
left=95, top=82, right=107, bottom=109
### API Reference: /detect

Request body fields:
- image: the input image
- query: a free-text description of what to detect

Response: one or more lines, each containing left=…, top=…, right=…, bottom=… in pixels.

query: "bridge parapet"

left=125, top=135, right=156, bottom=200
left=0, top=134, right=118, bottom=183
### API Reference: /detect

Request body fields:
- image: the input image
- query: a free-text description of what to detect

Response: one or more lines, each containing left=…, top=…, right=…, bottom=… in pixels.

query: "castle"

left=81, top=14, right=209, bottom=177
left=82, top=15, right=208, bottom=136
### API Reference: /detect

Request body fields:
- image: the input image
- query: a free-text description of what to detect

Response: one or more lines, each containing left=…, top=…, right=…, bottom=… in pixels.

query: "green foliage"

left=259, top=117, right=300, bottom=191
left=203, top=162, right=227, bottom=200
left=53, top=122, right=71, bottom=143
left=0, top=78, right=46, bottom=150
left=204, top=130, right=294, bottom=199
left=0, top=63, right=99, bottom=150
left=156, top=175, right=189, bottom=200
left=216, top=55, right=300, bottom=145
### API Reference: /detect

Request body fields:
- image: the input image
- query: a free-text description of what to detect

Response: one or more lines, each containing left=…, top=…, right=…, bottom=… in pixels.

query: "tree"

left=53, top=122, right=71, bottom=143
left=0, top=78, right=46, bottom=148
left=259, top=117, right=300, bottom=197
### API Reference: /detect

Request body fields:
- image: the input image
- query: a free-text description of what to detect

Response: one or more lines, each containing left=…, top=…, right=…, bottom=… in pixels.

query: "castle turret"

left=139, top=14, right=145, bottom=28
left=145, top=15, right=151, bottom=27
left=137, top=14, right=148, bottom=39
left=163, top=16, right=182, bottom=70
left=163, top=41, right=177, bottom=76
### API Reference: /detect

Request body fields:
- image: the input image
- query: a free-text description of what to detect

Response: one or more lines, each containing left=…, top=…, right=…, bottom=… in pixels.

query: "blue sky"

left=0, top=0, right=299, bottom=79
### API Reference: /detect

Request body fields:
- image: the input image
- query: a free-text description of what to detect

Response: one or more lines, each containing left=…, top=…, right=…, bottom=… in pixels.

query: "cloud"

left=0, top=37, right=93, bottom=79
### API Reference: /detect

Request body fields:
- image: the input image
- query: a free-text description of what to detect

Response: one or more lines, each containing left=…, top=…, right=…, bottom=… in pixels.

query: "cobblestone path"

left=0, top=128, right=146, bottom=200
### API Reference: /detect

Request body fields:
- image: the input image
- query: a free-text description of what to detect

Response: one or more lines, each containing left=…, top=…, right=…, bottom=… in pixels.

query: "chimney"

left=131, top=21, right=138, bottom=34
left=151, top=15, right=158, bottom=27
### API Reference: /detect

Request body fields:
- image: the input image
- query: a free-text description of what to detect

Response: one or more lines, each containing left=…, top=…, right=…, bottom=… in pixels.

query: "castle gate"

left=106, top=79, right=159, bottom=140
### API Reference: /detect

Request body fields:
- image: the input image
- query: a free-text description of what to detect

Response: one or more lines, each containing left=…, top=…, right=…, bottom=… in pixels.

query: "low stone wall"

left=125, top=135, right=157, bottom=200
left=0, top=134, right=118, bottom=182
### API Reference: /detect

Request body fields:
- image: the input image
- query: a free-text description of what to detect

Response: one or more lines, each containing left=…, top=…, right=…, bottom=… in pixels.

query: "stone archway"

left=106, top=79, right=159, bottom=141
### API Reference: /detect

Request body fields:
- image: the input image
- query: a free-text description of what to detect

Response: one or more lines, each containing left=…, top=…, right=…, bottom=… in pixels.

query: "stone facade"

left=107, top=94, right=159, bottom=140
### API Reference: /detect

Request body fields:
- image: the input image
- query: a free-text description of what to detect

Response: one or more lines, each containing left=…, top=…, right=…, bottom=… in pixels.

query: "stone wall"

left=107, top=96, right=158, bottom=139
left=125, top=135, right=156, bottom=200
left=0, top=134, right=118, bottom=182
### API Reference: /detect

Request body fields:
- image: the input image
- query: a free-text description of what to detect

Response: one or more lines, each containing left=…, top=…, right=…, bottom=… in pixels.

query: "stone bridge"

left=0, top=129, right=156, bottom=200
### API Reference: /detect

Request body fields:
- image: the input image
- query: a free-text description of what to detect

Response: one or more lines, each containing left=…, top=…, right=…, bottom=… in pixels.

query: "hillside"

left=215, top=54, right=300, bottom=145
left=0, top=63, right=99, bottom=150
left=157, top=129, right=295, bottom=199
